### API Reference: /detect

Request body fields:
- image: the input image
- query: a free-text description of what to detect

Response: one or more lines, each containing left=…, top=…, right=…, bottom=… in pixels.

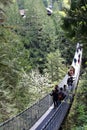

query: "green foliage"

left=72, top=125, right=87, bottom=130
left=46, top=49, right=67, bottom=81
left=6, top=1, right=21, bottom=25
left=0, top=26, right=31, bottom=122
left=0, top=0, right=69, bottom=123
left=0, top=0, right=12, bottom=25
left=42, top=0, right=48, bottom=7
left=17, top=0, right=24, bottom=9
left=10, top=68, right=52, bottom=111
left=0, top=0, right=13, bottom=6
left=63, top=68, right=87, bottom=130
left=62, top=0, right=87, bottom=64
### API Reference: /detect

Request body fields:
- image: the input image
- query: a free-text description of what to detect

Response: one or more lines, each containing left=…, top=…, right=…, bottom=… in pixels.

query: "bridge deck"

left=30, top=105, right=54, bottom=130
left=30, top=95, right=72, bottom=130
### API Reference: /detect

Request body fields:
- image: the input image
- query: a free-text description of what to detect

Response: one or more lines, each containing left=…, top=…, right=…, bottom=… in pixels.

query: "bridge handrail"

left=0, top=94, right=53, bottom=130
left=41, top=94, right=73, bottom=130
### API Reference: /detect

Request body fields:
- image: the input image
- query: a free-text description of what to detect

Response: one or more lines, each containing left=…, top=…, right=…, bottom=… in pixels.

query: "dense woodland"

left=0, top=0, right=87, bottom=129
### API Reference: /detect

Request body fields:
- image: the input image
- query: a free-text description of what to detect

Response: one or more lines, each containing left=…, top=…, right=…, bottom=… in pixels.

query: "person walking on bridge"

left=50, top=85, right=59, bottom=108
left=67, top=76, right=73, bottom=92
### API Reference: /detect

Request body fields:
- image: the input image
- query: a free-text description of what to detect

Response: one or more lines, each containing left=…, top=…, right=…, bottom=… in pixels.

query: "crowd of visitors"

left=50, top=84, right=67, bottom=108
left=50, top=43, right=82, bottom=108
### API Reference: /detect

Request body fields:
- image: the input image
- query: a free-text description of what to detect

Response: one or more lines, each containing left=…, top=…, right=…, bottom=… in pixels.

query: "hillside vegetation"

left=0, top=0, right=87, bottom=129
left=0, top=0, right=68, bottom=122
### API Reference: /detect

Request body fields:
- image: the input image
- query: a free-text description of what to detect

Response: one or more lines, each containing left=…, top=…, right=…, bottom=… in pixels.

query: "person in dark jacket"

left=50, top=85, right=59, bottom=108
left=67, top=76, right=73, bottom=92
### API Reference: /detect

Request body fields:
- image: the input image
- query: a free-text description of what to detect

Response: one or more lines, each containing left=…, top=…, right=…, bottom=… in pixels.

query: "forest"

left=0, top=0, right=87, bottom=129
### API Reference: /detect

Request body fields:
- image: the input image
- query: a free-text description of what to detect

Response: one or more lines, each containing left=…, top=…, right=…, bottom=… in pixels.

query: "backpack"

left=58, top=92, right=64, bottom=100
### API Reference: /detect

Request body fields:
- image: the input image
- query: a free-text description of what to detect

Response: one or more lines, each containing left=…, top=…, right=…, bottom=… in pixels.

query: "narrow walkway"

left=30, top=104, right=54, bottom=130
left=30, top=97, right=71, bottom=130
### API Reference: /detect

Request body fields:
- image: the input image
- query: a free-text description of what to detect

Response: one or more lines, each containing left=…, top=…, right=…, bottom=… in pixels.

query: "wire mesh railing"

left=0, top=95, right=53, bottom=130
left=41, top=95, right=73, bottom=130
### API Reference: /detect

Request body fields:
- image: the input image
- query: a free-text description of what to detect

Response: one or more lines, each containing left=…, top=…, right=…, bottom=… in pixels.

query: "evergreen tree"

left=62, top=0, right=87, bottom=64
left=46, top=49, right=67, bottom=81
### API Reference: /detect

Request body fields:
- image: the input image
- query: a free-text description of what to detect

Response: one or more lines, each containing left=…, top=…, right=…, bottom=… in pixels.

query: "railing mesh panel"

left=0, top=95, right=53, bottom=130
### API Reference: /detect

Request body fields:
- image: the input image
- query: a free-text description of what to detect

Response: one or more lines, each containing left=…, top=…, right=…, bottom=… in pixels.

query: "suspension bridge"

left=0, top=43, right=82, bottom=130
